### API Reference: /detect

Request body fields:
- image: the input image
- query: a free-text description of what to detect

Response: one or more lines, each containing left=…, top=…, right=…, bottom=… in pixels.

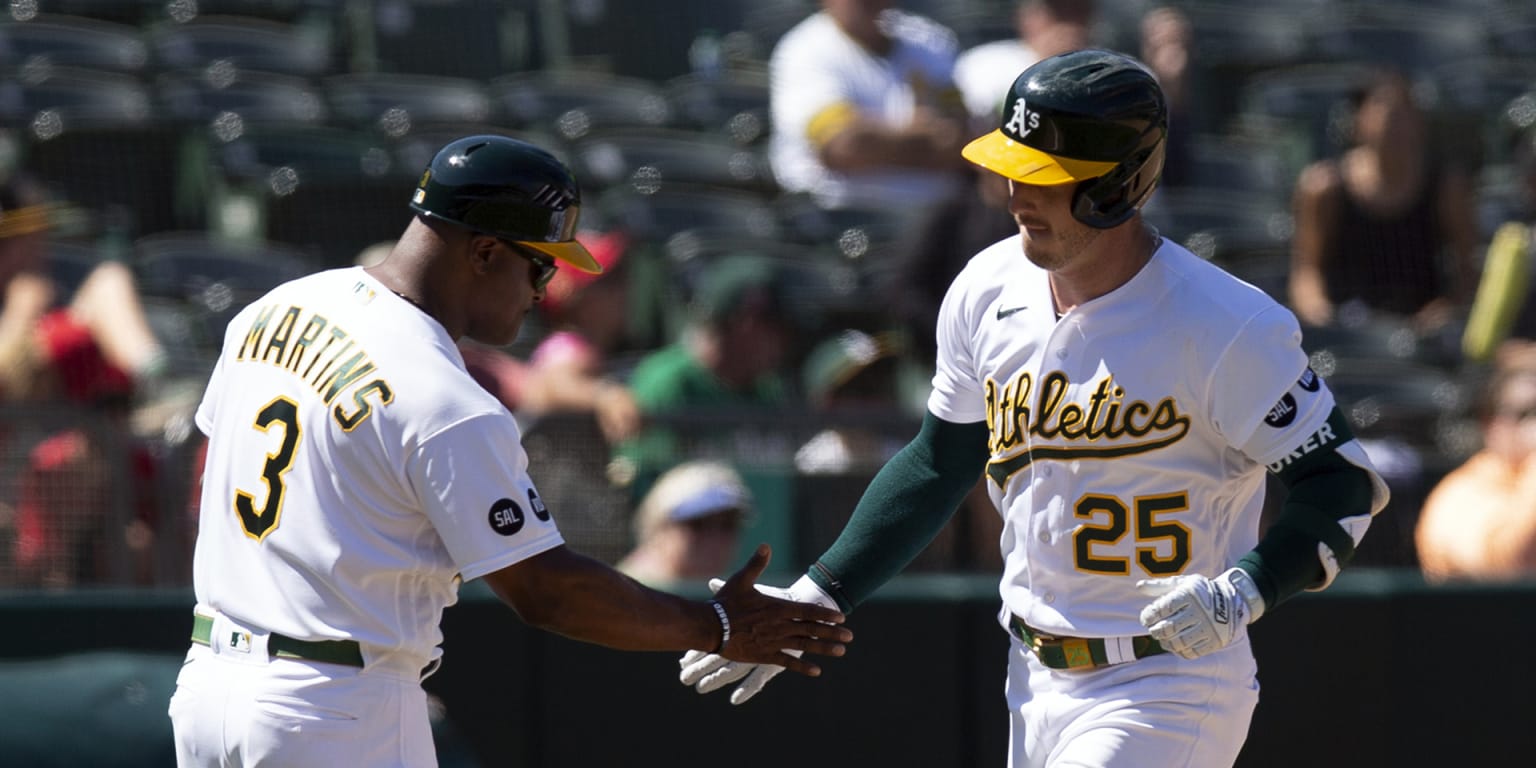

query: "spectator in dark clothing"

left=1289, top=67, right=1478, bottom=336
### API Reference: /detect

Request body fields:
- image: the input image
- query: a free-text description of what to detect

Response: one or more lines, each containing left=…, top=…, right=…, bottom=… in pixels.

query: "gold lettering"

left=334, top=379, right=393, bottom=431
left=237, top=305, right=279, bottom=360
left=318, top=351, right=376, bottom=405
left=307, top=334, right=354, bottom=385
left=286, top=314, right=330, bottom=372
left=260, top=306, right=302, bottom=365
left=231, top=305, right=390, bottom=421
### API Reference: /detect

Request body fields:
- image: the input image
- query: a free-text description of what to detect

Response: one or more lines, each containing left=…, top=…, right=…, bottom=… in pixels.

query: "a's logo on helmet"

left=1005, top=97, right=1041, bottom=139
left=418, top=169, right=431, bottom=188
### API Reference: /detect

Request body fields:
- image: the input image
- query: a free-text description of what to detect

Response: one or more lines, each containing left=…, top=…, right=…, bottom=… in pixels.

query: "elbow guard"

left=1246, top=409, right=1390, bottom=605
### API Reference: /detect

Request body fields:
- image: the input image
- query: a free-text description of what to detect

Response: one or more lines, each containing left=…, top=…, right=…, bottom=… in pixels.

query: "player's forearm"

left=485, top=545, right=719, bottom=653
left=1241, top=422, right=1378, bottom=609
left=809, top=412, right=990, bottom=612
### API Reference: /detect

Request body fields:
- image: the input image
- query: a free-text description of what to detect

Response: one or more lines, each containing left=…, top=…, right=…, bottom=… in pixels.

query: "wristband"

left=709, top=599, right=731, bottom=651
left=1224, top=567, right=1267, bottom=623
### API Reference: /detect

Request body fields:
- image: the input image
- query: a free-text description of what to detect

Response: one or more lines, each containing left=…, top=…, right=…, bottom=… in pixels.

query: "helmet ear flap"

left=1070, top=139, right=1166, bottom=229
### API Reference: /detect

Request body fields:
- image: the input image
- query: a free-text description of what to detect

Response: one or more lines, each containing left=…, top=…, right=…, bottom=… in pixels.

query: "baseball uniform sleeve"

left=1205, top=305, right=1317, bottom=457
left=928, top=266, right=987, bottom=423
left=409, top=413, right=563, bottom=582
left=194, top=351, right=227, bottom=437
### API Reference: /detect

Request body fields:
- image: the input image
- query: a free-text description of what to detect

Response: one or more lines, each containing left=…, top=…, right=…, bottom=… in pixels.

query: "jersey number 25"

left=1074, top=492, right=1191, bottom=576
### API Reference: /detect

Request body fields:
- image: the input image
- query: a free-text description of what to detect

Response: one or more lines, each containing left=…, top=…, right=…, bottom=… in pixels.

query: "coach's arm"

left=481, top=542, right=851, bottom=676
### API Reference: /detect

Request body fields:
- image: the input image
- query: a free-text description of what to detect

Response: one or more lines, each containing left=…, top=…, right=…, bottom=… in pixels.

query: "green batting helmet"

left=962, top=48, right=1168, bottom=229
left=410, top=134, right=601, bottom=273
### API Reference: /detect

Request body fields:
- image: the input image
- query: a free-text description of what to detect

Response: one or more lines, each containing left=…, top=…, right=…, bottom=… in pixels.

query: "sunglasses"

left=502, top=240, right=559, bottom=291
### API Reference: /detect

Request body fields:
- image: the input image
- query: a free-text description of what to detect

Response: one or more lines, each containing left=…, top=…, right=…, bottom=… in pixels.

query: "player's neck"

left=1048, top=222, right=1158, bottom=314
left=368, top=263, right=447, bottom=329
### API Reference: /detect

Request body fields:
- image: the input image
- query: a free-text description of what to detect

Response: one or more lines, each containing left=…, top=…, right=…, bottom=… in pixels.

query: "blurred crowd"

left=2, top=0, right=1535, bottom=589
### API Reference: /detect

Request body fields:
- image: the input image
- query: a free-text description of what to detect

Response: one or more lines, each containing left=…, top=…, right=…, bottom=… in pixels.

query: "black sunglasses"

left=501, top=240, right=559, bottom=291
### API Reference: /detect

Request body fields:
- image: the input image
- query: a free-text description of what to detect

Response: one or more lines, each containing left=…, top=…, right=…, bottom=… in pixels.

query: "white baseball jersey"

left=768, top=9, right=963, bottom=209
left=930, top=235, right=1371, bottom=639
left=191, top=266, right=563, bottom=673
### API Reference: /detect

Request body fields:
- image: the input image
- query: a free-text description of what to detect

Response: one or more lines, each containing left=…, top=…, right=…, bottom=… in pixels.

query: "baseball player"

left=769, top=0, right=969, bottom=209
left=167, top=135, right=851, bottom=767
left=680, top=50, right=1389, bottom=767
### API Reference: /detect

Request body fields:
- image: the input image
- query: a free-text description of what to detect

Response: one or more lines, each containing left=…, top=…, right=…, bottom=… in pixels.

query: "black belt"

left=192, top=613, right=364, bottom=668
left=1009, top=614, right=1165, bottom=670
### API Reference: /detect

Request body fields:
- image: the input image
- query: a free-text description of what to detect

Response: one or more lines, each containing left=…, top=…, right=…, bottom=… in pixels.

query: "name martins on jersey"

left=231, top=288, right=393, bottom=431
left=981, top=366, right=1342, bottom=487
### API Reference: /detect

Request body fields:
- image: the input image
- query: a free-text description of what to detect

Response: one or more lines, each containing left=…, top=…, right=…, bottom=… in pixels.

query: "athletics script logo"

left=984, top=370, right=1190, bottom=487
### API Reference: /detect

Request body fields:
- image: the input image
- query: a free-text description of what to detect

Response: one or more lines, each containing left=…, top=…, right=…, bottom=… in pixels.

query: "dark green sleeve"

left=806, top=412, right=991, bottom=613
left=1238, top=408, right=1375, bottom=610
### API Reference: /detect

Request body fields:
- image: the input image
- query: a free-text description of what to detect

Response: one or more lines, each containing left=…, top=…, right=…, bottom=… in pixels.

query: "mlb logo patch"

left=229, top=631, right=252, bottom=654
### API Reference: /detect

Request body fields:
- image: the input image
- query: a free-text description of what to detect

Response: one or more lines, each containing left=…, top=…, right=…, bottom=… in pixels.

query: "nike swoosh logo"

left=996, top=305, right=1028, bottom=320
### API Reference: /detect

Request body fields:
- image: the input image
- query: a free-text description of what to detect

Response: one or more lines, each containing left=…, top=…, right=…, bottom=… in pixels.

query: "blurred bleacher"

left=1, top=0, right=1529, bottom=588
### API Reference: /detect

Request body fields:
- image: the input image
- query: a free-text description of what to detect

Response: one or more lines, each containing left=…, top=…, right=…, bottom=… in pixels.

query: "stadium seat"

left=1167, top=3, right=1317, bottom=120
left=145, top=14, right=338, bottom=77
left=202, top=125, right=416, bottom=265
left=591, top=184, right=781, bottom=243
left=147, top=0, right=342, bottom=24
left=1489, top=8, right=1536, bottom=59
left=0, top=66, right=189, bottom=236
left=357, top=0, right=536, bottom=79
left=736, top=0, right=815, bottom=62
left=44, top=239, right=107, bottom=297
left=1307, top=4, right=1486, bottom=77
left=663, top=69, right=771, bottom=146
left=155, top=67, right=328, bottom=128
left=659, top=232, right=852, bottom=337
left=1178, top=2, right=1312, bottom=72
left=1177, top=132, right=1295, bottom=206
left=1428, top=58, right=1536, bottom=170
left=1234, top=61, right=1376, bottom=169
left=132, top=231, right=321, bottom=346
left=0, top=14, right=149, bottom=73
left=1140, top=188, right=1291, bottom=261
left=1321, top=357, right=1467, bottom=451
left=321, top=72, right=497, bottom=139
left=1209, top=246, right=1290, bottom=303
left=566, top=127, right=778, bottom=199
left=776, top=193, right=923, bottom=254
left=491, top=69, right=673, bottom=142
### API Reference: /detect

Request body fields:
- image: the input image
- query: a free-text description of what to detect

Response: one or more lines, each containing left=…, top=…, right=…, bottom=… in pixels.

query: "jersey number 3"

left=1074, top=492, right=1191, bottom=576
left=235, top=396, right=302, bottom=541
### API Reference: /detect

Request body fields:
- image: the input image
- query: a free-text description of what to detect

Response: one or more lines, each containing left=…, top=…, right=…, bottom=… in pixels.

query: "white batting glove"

left=678, top=575, right=838, bottom=705
left=1136, top=567, right=1266, bottom=660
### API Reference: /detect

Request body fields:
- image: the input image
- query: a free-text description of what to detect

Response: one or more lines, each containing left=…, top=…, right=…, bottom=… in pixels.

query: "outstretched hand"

left=707, top=544, right=851, bottom=679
